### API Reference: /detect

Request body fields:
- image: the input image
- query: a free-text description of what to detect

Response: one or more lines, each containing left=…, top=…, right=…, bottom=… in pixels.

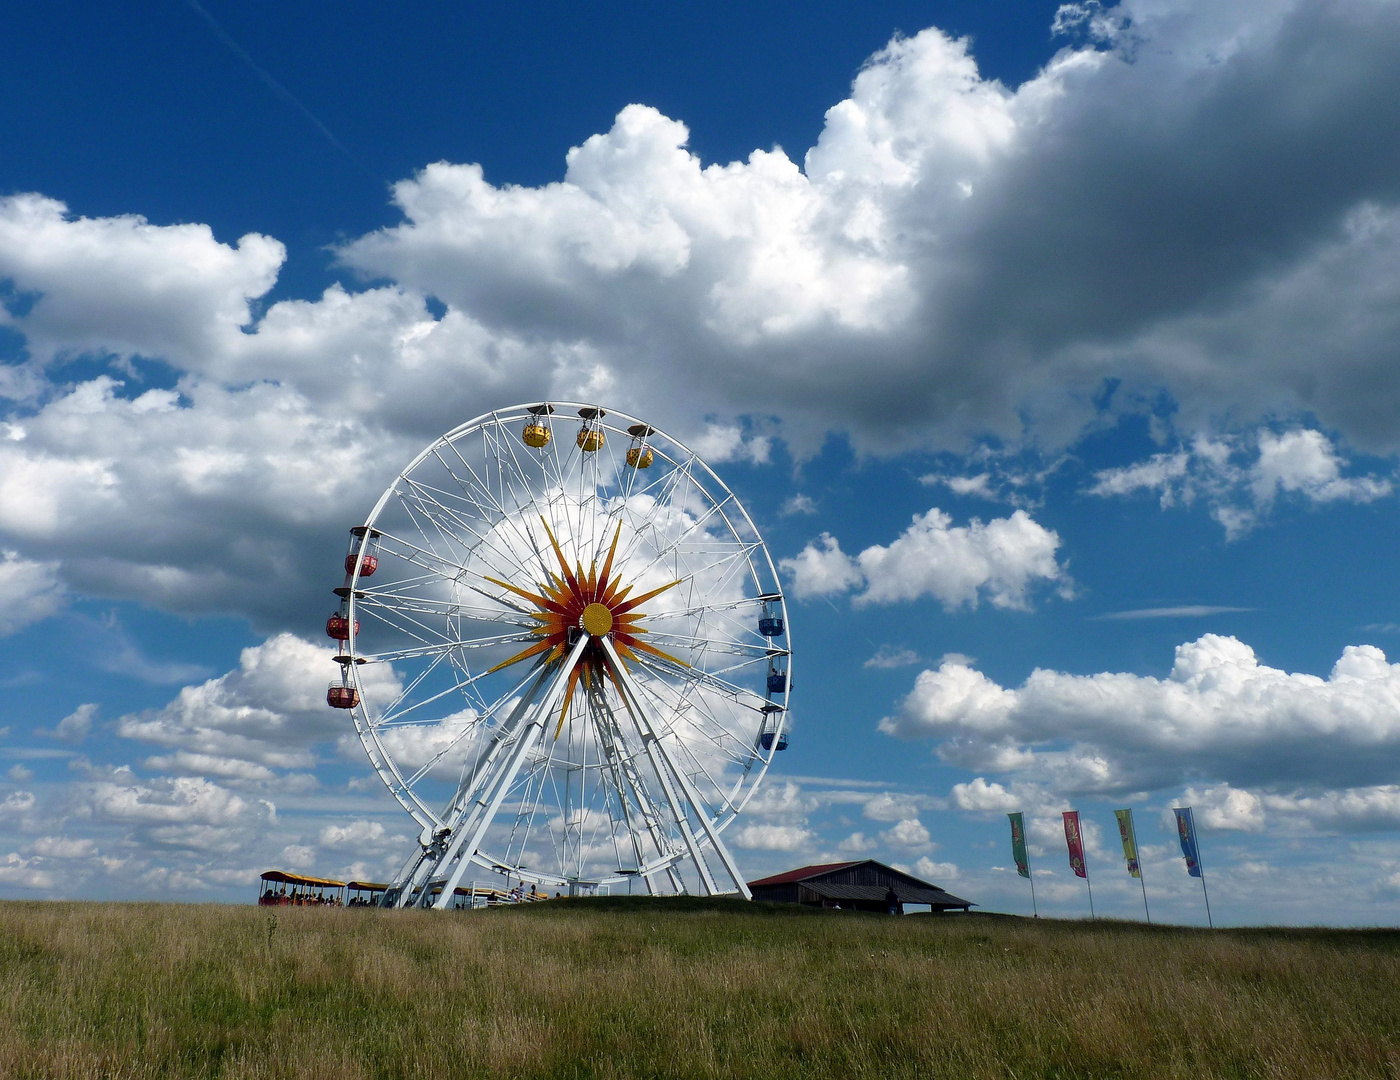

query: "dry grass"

left=2, top=898, right=1399, bottom=1079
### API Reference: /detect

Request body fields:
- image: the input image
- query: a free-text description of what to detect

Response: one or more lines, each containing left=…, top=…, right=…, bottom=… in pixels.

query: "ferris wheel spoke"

left=356, top=592, right=528, bottom=627
left=434, top=442, right=510, bottom=523
left=479, top=426, right=556, bottom=574
left=644, top=631, right=772, bottom=660
left=620, top=494, right=739, bottom=587
left=398, top=479, right=539, bottom=586
left=630, top=652, right=765, bottom=709
left=373, top=526, right=468, bottom=577
left=628, top=671, right=755, bottom=771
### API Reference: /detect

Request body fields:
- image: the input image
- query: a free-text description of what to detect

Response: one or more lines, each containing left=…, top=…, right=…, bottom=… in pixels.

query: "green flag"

left=1115, top=808, right=1141, bottom=878
left=1008, top=812, right=1030, bottom=879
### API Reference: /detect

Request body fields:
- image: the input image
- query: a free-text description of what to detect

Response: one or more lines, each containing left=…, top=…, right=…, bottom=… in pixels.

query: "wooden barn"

left=747, top=860, right=973, bottom=914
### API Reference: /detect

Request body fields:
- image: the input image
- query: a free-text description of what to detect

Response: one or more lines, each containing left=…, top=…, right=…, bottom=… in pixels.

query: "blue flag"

left=1174, top=806, right=1202, bottom=878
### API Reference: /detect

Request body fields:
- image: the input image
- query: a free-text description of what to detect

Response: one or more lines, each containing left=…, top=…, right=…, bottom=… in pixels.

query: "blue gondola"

left=758, top=731, right=789, bottom=751
left=767, top=671, right=788, bottom=693
left=759, top=616, right=784, bottom=637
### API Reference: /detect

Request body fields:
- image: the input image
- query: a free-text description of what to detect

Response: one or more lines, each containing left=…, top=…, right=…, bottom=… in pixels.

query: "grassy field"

left=2, top=899, right=1400, bottom=1079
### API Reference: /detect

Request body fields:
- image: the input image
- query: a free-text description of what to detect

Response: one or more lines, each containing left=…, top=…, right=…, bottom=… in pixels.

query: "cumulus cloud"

left=911, top=856, right=958, bottom=882
left=883, top=635, right=1400, bottom=794
left=880, top=818, right=933, bottom=850
left=0, top=551, right=65, bottom=635
left=0, top=1, right=1398, bottom=628
left=318, top=819, right=399, bottom=850
left=0, top=854, right=54, bottom=890
left=1182, top=780, right=1400, bottom=834
left=862, top=792, right=927, bottom=822
left=864, top=645, right=921, bottom=669
left=117, top=633, right=396, bottom=773
left=41, top=702, right=96, bottom=744
left=781, top=508, right=1066, bottom=609
left=28, top=836, right=97, bottom=859
left=1088, top=429, right=1392, bottom=537
left=731, top=823, right=816, bottom=851
left=951, top=777, right=1021, bottom=813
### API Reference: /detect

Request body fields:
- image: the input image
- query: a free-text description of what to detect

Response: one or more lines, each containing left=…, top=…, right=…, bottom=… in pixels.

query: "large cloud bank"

left=886, top=634, right=1400, bottom=832
left=0, top=0, right=1398, bottom=628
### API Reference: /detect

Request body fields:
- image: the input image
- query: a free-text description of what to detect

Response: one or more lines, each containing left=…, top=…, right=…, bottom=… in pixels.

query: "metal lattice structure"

left=326, top=403, right=791, bottom=906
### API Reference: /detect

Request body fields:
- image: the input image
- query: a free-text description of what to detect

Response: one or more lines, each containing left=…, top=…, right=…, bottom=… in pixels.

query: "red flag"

left=1063, top=810, right=1087, bottom=879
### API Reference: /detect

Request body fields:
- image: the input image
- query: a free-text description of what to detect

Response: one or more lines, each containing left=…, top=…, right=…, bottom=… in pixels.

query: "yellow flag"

left=1114, top=808, right=1141, bottom=878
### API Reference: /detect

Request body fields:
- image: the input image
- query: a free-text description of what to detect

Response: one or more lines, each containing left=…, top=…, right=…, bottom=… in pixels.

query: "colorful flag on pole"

left=1114, top=808, right=1141, bottom=878
left=1174, top=806, right=1202, bottom=877
left=1063, top=810, right=1087, bottom=878
left=1008, top=812, right=1030, bottom=879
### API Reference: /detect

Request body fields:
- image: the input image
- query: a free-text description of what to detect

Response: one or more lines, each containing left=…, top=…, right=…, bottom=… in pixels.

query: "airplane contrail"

left=182, top=0, right=375, bottom=179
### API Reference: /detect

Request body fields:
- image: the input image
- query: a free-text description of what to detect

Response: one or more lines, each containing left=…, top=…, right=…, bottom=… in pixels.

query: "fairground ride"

left=325, top=403, right=792, bottom=908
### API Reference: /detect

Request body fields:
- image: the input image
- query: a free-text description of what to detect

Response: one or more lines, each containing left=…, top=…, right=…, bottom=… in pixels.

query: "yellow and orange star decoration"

left=485, top=518, right=686, bottom=737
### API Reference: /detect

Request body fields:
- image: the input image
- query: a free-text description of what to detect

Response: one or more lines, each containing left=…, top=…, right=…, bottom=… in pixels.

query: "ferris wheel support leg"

left=601, top=638, right=753, bottom=900
left=430, top=635, right=591, bottom=910
left=389, top=665, right=552, bottom=909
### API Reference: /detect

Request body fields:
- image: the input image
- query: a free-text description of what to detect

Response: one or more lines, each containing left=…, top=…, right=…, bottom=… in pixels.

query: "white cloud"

left=1180, top=783, right=1266, bottom=833
left=731, top=823, right=816, bottom=851
left=780, top=493, right=818, bottom=516
left=28, top=836, right=97, bottom=859
left=880, top=817, right=933, bottom=850
left=1089, top=429, right=1391, bottom=537
left=118, top=633, right=397, bottom=773
left=687, top=423, right=771, bottom=464
left=777, top=533, right=864, bottom=600
left=951, top=777, right=1021, bottom=813
left=862, top=792, right=926, bottom=822
left=0, top=3, right=1396, bottom=631
left=0, top=791, right=36, bottom=817
left=0, top=551, right=65, bottom=635
left=0, top=194, right=283, bottom=367
left=884, top=635, right=1400, bottom=797
left=911, top=856, right=958, bottom=882
left=318, top=819, right=388, bottom=849
left=837, top=831, right=878, bottom=854
left=864, top=645, right=920, bottom=669
left=89, top=775, right=269, bottom=827
left=0, top=854, right=54, bottom=890
left=781, top=508, right=1066, bottom=609
left=44, top=702, right=96, bottom=744
left=6, top=765, right=33, bottom=783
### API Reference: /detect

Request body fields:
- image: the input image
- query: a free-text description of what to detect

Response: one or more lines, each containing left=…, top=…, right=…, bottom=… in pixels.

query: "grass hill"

left=2, top=898, right=1398, bottom=1078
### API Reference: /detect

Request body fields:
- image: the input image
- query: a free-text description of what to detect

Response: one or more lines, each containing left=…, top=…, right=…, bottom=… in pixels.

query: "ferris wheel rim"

left=337, top=401, right=791, bottom=890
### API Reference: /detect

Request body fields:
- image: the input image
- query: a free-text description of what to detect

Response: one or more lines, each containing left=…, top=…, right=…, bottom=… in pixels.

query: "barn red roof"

left=747, top=861, right=860, bottom=888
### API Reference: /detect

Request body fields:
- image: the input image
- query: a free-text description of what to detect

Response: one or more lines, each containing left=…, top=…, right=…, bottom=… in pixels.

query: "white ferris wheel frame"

left=337, top=402, right=791, bottom=907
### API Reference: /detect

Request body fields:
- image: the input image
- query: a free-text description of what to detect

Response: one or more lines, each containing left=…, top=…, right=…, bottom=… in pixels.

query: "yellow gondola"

left=626, top=423, right=654, bottom=468
left=522, top=404, right=554, bottom=448
left=577, top=406, right=606, bottom=451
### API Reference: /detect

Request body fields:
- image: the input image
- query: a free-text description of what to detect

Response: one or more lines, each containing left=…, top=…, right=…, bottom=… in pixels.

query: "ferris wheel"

left=326, top=403, right=791, bottom=907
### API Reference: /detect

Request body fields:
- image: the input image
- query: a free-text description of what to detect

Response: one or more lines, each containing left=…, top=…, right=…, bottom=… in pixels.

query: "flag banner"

left=1008, top=812, right=1030, bottom=879
left=1115, top=808, right=1141, bottom=878
left=1063, top=810, right=1087, bottom=878
left=1174, top=806, right=1202, bottom=878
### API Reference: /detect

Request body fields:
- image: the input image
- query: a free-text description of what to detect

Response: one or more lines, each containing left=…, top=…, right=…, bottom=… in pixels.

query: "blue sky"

left=5, top=0, right=1400, bottom=923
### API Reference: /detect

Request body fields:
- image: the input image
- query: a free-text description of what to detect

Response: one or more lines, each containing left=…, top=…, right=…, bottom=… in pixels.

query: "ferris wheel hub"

left=581, top=602, right=614, bottom=636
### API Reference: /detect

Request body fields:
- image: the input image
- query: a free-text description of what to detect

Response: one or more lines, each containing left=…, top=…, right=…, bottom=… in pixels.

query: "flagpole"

left=1083, top=847, right=1096, bottom=920
left=1026, top=842, right=1039, bottom=918
left=1130, top=810, right=1150, bottom=923
left=1197, top=846, right=1214, bottom=929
